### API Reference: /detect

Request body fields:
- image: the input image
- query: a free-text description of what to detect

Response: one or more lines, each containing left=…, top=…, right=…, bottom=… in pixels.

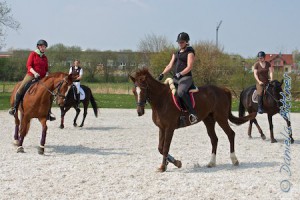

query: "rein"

left=265, top=84, right=281, bottom=107
left=38, top=77, right=68, bottom=100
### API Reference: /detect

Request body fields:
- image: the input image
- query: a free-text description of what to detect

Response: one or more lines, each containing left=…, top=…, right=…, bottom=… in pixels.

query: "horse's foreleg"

left=157, top=128, right=175, bottom=172
left=268, top=114, right=277, bottom=143
left=38, top=118, right=47, bottom=155
left=59, top=106, right=65, bottom=129
left=79, top=107, right=87, bottom=127
left=13, top=116, right=20, bottom=145
left=253, top=119, right=266, bottom=140
left=284, top=118, right=294, bottom=144
left=73, top=107, right=80, bottom=127
left=17, top=117, right=29, bottom=153
left=157, top=128, right=181, bottom=170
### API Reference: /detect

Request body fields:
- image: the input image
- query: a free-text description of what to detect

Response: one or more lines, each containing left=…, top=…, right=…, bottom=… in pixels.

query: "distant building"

left=266, top=53, right=294, bottom=73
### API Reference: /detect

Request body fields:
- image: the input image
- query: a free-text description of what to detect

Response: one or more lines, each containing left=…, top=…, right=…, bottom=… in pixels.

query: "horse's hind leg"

left=253, top=119, right=265, bottom=140
left=38, top=118, right=47, bottom=155
left=248, top=120, right=254, bottom=138
left=203, top=115, right=218, bottom=168
left=217, top=119, right=239, bottom=166
left=79, top=105, right=88, bottom=127
left=73, top=107, right=80, bottom=127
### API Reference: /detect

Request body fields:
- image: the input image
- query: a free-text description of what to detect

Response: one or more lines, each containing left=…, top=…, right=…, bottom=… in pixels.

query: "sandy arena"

left=0, top=108, right=299, bottom=200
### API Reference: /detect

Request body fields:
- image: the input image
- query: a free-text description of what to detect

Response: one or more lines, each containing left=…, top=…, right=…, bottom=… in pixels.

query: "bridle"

left=265, top=83, right=281, bottom=106
left=134, top=83, right=151, bottom=107
left=38, top=76, right=69, bottom=101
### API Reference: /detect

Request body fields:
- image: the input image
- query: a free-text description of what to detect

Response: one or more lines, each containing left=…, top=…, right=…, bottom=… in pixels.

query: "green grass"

left=1, top=93, right=299, bottom=112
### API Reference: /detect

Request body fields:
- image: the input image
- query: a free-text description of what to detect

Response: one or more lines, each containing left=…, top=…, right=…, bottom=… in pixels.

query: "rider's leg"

left=9, top=75, right=33, bottom=116
left=74, top=82, right=80, bottom=109
left=177, top=77, right=198, bottom=124
left=256, top=83, right=264, bottom=114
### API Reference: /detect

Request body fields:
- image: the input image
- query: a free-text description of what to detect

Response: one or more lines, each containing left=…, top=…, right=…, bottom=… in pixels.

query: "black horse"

left=239, top=80, right=294, bottom=143
left=59, top=85, right=98, bottom=129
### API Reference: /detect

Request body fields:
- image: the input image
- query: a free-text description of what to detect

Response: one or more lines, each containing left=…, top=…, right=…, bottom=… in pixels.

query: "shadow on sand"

left=46, top=144, right=131, bottom=156
left=185, top=161, right=281, bottom=173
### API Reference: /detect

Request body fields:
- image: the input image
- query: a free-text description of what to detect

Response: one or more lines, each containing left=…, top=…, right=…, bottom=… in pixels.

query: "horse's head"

left=268, top=79, right=283, bottom=100
left=129, top=70, right=150, bottom=116
left=54, top=73, right=76, bottom=106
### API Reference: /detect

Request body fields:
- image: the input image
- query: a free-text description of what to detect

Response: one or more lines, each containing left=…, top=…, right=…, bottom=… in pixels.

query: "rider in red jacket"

left=9, top=40, right=55, bottom=121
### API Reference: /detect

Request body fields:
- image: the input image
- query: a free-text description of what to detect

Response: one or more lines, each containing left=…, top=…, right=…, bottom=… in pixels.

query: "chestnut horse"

left=10, top=72, right=75, bottom=154
left=130, top=69, right=256, bottom=172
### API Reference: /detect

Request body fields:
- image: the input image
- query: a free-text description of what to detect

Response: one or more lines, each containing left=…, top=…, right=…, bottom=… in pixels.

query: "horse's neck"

left=39, top=78, right=55, bottom=94
left=147, top=77, right=170, bottom=107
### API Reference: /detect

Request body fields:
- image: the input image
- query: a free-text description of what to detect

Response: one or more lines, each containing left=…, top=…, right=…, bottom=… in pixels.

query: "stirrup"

left=8, top=108, right=16, bottom=116
left=48, top=113, right=56, bottom=121
left=189, top=114, right=198, bottom=124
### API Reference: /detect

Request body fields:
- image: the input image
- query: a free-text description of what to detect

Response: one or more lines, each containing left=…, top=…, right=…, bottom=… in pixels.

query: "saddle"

left=164, top=78, right=199, bottom=112
left=23, top=79, right=39, bottom=97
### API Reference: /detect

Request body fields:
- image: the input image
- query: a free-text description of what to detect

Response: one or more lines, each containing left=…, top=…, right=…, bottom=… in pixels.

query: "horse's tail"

left=238, top=90, right=246, bottom=117
left=225, top=88, right=256, bottom=125
left=89, top=90, right=98, bottom=117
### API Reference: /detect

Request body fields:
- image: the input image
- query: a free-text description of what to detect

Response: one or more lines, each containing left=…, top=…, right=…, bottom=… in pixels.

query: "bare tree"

left=0, top=1, right=20, bottom=49
left=138, top=33, right=173, bottom=53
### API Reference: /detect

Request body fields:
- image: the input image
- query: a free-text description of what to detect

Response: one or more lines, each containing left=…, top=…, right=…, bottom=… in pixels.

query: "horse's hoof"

left=156, top=165, right=167, bottom=172
left=174, top=160, right=182, bottom=168
left=73, top=123, right=77, bottom=127
left=38, top=146, right=45, bottom=155
left=207, top=162, right=216, bottom=168
left=79, top=124, right=83, bottom=127
left=261, top=135, right=266, bottom=140
left=13, top=140, right=19, bottom=146
left=233, top=160, right=239, bottom=166
left=271, top=139, right=278, bottom=143
left=248, top=135, right=253, bottom=139
left=17, top=146, right=24, bottom=153
left=59, top=125, right=64, bottom=129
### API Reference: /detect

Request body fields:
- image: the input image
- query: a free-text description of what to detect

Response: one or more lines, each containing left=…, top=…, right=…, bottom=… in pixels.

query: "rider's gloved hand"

left=175, top=72, right=182, bottom=79
left=158, top=73, right=164, bottom=81
left=33, top=72, right=40, bottom=79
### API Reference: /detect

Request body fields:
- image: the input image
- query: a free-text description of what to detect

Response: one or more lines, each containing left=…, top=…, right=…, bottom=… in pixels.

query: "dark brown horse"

left=59, top=85, right=98, bottom=129
left=239, top=80, right=294, bottom=143
left=130, top=69, right=256, bottom=172
left=10, top=72, right=75, bottom=154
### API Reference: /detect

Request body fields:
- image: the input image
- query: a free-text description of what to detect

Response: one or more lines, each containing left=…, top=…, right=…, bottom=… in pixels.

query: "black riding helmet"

left=37, top=39, right=48, bottom=47
left=257, top=51, right=266, bottom=58
left=176, top=32, right=190, bottom=42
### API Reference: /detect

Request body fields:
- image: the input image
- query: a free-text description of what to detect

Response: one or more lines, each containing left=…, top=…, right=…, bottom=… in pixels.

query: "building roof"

left=265, top=54, right=293, bottom=65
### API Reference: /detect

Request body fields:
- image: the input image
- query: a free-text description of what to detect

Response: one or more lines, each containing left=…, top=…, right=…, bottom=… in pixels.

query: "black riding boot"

left=9, top=93, right=22, bottom=116
left=181, top=93, right=198, bottom=124
left=258, top=95, right=264, bottom=114
left=47, top=97, right=56, bottom=121
left=76, top=93, right=80, bottom=109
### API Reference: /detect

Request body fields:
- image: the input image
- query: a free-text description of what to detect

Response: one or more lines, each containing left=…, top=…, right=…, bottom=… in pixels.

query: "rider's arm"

left=161, top=54, right=175, bottom=75
left=180, top=53, right=194, bottom=76
left=269, top=66, right=274, bottom=81
left=77, top=68, right=83, bottom=81
left=69, top=67, right=72, bottom=75
left=254, top=69, right=262, bottom=84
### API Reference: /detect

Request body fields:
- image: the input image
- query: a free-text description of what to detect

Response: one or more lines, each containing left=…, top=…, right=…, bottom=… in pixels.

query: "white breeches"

left=73, top=82, right=80, bottom=94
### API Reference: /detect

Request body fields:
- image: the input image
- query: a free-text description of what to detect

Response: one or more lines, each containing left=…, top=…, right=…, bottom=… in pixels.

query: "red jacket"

left=26, top=51, right=48, bottom=78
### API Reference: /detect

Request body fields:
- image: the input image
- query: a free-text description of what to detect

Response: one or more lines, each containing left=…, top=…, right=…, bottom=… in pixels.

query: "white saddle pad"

left=252, top=90, right=258, bottom=103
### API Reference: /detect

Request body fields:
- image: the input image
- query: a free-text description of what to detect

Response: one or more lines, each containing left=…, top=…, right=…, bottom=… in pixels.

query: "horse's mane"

left=134, top=68, right=152, bottom=78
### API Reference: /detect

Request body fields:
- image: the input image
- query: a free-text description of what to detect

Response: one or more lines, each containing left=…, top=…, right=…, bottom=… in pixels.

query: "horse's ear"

left=280, top=79, right=284, bottom=86
left=129, top=75, right=135, bottom=83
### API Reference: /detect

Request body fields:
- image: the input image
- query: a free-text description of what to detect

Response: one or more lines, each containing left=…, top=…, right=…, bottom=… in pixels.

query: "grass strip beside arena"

left=0, top=93, right=299, bottom=112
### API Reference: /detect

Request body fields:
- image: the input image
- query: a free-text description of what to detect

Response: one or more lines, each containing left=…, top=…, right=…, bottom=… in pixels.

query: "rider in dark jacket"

left=158, top=32, right=198, bottom=124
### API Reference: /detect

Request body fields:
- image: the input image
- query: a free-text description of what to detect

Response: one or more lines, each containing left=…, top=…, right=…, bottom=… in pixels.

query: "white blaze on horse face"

left=136, top=86, right=141, bottom=102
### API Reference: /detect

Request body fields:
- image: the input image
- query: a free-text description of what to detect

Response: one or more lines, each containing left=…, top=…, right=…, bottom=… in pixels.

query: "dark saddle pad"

left=23, top=79, right=39, bottom=97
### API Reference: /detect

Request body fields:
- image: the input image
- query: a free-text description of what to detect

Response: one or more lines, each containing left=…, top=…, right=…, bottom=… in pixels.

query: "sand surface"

left=0, top=108, right=299, bottom=200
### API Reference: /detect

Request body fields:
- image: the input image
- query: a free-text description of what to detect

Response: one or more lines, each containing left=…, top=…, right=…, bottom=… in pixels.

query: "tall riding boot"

left=181, top=93, right=198, bottom=124
left=47, top=97, right=56, bottom=121
left=9, top=93, right=22, bottom=116
left=76, top=93, right=80, bottom=109
left=257, top=95, right=264, bottom=114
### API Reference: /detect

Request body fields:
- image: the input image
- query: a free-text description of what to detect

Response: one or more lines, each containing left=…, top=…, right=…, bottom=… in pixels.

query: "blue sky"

left=4, top=0, right=300, bottom=57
